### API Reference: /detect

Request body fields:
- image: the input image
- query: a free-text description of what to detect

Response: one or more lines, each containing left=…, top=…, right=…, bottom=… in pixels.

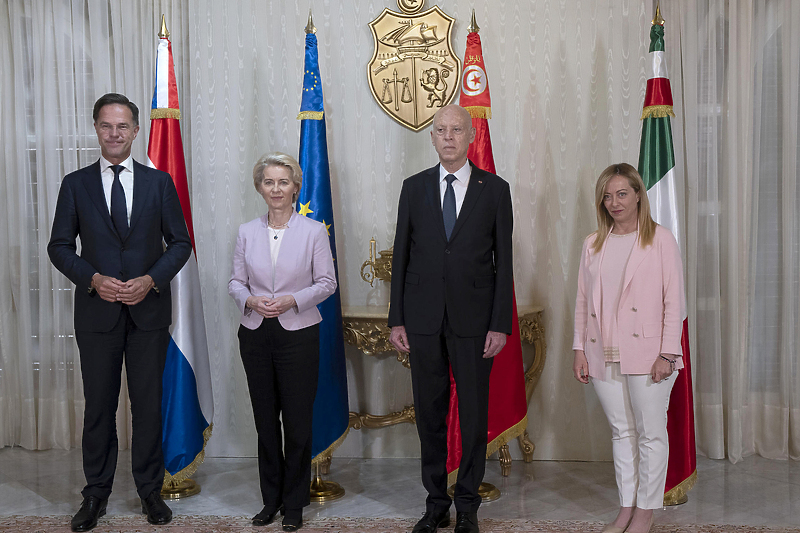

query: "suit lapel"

left=127, top=160, right=153, bottom=239
left=448, top=164, right=486, bottom=243
left=424, top=165, right=448, bottom=242
left=622, top=236, right=652, bottom=296
left=81, top=161, right=117, bottom=236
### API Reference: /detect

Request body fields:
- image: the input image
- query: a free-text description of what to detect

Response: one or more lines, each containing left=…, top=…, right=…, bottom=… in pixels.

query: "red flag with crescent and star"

left=445, top=27, right=529, bottom=482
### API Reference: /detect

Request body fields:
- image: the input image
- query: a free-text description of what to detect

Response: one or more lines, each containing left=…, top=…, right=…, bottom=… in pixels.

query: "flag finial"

left=652, top=3, right=665, bottom=26
left=468, top=9, right=480, bottom=34
left=158, top=14, right=170, bottom=39
left=305, top=9, right=317, bottom=34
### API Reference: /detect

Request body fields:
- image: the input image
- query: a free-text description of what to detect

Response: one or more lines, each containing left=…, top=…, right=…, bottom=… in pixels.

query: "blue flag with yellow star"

left=297, top=32, right=350, bottom=462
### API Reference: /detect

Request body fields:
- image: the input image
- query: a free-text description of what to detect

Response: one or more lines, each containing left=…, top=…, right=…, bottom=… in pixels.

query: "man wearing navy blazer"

left=389, top=105, right=513, bottom=533
left=48, top=93, right=191, bottom=532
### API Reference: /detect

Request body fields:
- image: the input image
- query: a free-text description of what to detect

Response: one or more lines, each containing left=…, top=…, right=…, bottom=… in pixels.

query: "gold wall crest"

left=367, top=0, right=462, bottom=132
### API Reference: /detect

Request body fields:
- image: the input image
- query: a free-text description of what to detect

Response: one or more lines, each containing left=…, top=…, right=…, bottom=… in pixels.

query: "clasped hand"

left=246, top=295, right=297, bottom=318
left=92, top=274, right=154, bottom=305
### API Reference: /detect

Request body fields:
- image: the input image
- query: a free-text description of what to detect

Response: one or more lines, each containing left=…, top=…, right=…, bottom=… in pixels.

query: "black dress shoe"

left=252, top=505, right=284, bottom=526
left=454, top=511, right=479, bottom=533
left=282, top=515, right=303, bottom=531
left=70, top=496, right=108, bottom=532
left=411, top=509, right=450, bottom=533
left=140, top=490, right=173, bottom=525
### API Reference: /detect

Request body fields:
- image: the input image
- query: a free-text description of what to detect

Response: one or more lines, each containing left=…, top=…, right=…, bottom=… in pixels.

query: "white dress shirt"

left=438, top=160, right=471, bottom=217
left=100, top=155, right=134, bottom=224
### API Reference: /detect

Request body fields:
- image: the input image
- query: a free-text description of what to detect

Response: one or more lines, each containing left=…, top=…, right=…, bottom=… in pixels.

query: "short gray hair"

left=252, top=152, right=303, bottom=196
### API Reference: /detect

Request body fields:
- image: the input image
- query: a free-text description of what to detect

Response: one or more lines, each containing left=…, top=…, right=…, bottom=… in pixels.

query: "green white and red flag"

left=637, top=10, right=697, bottom=505
left=445, top=23, right=529, bottom=482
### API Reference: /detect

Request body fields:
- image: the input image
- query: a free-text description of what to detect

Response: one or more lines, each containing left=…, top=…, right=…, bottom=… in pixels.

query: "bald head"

left=431, top=105, right=476, bottom=172
left=433, top=104, right=472, bottom=127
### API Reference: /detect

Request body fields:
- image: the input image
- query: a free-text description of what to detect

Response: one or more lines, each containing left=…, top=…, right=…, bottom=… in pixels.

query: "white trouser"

left=591, top=363, right=676, bottom=509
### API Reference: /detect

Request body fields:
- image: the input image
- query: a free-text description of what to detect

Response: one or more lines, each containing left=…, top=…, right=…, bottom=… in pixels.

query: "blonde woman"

left=229, top=152, right=336, bottom=531
left=573, top=163, right=685, bottom=533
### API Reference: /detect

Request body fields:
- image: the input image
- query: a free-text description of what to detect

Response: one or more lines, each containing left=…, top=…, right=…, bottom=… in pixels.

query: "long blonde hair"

left=591, top=163, right=656, bottom=253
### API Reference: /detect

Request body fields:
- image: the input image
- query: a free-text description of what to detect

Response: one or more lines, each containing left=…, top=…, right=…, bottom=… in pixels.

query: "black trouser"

left=407, top=317, right=494, bottom=514
left=238, top=319, right=319, bottom=516
left=75, top=306, right=169, bottom=500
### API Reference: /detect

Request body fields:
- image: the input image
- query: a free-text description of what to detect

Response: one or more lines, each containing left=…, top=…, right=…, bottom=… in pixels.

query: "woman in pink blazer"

left=229, top=152, right=336, bottom=532
left=573, top=163, right=685, bottom=533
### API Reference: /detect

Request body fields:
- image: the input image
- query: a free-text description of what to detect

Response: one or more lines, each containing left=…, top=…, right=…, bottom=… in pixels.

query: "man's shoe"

left=253, top=505, right=284, bottom=526
left=411, top=509, right=450, bottom=533
left=454, top=511, right=479, bottom=533
left=140, top=490, right=172, bottom=525
left=70, top=496, right=108, bottom=532
left=282, top=516, right=303, bottom=531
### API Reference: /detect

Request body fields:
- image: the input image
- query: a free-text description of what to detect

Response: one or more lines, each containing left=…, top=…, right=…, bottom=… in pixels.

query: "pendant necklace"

left=268, top=214, right=289, bottom=239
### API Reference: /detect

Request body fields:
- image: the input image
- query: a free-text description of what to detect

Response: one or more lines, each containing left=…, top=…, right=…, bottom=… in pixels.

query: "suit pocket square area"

left=474, top=275, right=494, bottom=288
left=405, top=271, right=420, bottom=285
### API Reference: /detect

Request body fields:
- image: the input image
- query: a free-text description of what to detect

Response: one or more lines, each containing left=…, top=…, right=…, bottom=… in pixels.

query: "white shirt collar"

left=100, top=155, right=133, bottom=174
left=439, top=160, right=471, bottom=184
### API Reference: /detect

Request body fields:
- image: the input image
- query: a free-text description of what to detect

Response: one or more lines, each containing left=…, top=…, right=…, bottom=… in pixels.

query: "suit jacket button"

left=590, top=338, right=596, bottom=343
left=633, top=333, right=639, bottom=337
left=631, top=307, right=638, bottom=312
left=590, top=312, right=596, bottom=318
left=445, top=249, right=450, bottom=254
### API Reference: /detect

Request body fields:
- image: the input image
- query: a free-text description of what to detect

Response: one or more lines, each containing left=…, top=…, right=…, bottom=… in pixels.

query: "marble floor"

left=0, top=448, right=798, bottom=528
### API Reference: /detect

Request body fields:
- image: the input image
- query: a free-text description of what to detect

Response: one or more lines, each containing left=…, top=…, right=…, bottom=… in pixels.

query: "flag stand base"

left=310, top=463, right=345, bottom=502
left=161, top=479, right=201, bottom=499
left=447, top=482, right=500, bottom=502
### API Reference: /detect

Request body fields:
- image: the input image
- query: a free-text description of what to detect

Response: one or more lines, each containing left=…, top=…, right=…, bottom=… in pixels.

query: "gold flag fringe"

left=446, top=414, right=528, bottom=486
left=161, top=423, right=213, bottom=489
left=297, top=111, right=324, bottom=121
left=663, top=468, right=697, bottom=506
left=641, top=105, right=675, bottom=119
left=464, top=106, right=492, bottom=120
left=311, top=427, right=351, bottom=466
left=150, top=108, right=181, bottom=120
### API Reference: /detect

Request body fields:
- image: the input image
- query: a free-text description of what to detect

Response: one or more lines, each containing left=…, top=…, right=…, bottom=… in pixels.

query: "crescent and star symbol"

left=461, top=65, right=487, bottom=96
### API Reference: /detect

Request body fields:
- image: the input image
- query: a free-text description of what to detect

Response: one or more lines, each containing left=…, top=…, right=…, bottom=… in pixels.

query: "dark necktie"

left=110, top=164, right=129, bottom=239
left=443, top=174, right=457, bottom=240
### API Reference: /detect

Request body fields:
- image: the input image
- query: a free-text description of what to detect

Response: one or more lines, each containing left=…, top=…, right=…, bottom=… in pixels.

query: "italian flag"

left=637, top=12, right=697, bottom=505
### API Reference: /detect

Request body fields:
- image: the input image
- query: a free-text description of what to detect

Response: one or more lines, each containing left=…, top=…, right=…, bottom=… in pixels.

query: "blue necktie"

left=110, top=164, right=129, bottom=239
left=443, top=174, right=457, bottom=240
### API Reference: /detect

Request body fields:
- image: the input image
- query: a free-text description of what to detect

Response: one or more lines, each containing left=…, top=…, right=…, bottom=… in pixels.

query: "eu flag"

left=296, top=32, right=350, bottom=462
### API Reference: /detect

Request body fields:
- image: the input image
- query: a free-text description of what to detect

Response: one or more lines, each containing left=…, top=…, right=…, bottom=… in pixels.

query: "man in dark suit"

left=389, top=105, right=513, bottom=533
left=48, top=93, right=191, bottom=532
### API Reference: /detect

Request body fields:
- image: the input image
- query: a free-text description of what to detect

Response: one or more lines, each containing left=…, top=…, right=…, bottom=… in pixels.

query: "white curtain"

left=1, top=0, right=798, bottom=464
left=0, top=0, right=191, bottom=450
left=679, top=0, right=800, bottom=462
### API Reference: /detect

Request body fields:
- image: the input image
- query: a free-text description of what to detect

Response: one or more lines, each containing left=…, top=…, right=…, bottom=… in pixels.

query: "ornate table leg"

left=320, top=455, right=332, bottom=475
left=517, top=310, right=546, bottom=464
left=517, top=430, right=535, bottom=463
left=498, top=444, right=513, bottom=476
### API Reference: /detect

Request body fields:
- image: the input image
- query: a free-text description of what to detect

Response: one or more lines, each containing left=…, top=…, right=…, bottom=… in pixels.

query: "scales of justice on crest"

left=368, top=0, right=462, bottom=131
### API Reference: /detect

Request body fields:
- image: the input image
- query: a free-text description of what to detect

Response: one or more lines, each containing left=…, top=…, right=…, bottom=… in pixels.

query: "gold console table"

left=342, top=304, right=546, bottom=473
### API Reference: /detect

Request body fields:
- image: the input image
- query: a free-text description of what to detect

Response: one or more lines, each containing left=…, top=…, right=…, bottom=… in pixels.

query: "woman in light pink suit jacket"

left=229, top=152, right=336, bottom=532
left=573, top=163, right=685, bottom=533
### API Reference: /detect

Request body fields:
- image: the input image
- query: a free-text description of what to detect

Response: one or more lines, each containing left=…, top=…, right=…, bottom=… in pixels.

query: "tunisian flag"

left=446, top=27, right=529, bottom=481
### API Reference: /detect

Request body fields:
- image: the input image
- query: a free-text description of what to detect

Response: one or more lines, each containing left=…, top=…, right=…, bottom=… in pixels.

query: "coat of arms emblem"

left=367, top=0, right=462, bottom=131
